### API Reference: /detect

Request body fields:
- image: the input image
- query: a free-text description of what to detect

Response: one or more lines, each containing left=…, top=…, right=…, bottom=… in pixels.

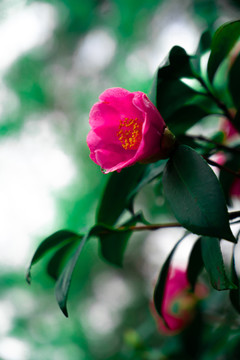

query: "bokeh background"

left=1, top=0, right=240, bottom=359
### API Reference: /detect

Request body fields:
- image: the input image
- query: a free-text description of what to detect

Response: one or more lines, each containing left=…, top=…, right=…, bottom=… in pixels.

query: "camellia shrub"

left=27, top=20, right=240, bottom=334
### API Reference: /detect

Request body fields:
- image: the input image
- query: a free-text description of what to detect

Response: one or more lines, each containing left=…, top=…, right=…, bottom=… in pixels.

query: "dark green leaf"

left=153, top=234, right=187, bottom=319
left=26, top=230, right=80, bottom=284
left=156, top=67, right=197, bottom=119
left=169, top=46, right=193, bottom=78
left=97, top=163, right=146, bottom=225
left=162, top=145, right=235, bottom=242
left=196, top=30, right=212, bottom=56
left=47, top=240, right=79, bottom=281
left=187, top=238, right=203, bottom=289
left=167, top=105, right=209, bottom=135
left=232, top=109, right=240, bottom=133
left=229, top=53, right=240, bottom=109
left=99, top=213, right=144, bottom=266
left=208, top=20, right=240, bottom=82
left=201, top=236, right=237, bottom=290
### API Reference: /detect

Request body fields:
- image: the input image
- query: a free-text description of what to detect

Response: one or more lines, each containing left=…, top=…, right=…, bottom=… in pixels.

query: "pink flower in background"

left=221, top=118, right=238, bottom=140
left=218, top=119, right=240, bottom=198
left=151, top=267, right=208, bottom=335
left=87, top=88, right=169, bottom=173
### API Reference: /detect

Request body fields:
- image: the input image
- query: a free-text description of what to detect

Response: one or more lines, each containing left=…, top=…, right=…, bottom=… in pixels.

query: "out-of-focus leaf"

left=162, top=145, right=235, bottom=242
left=169, top=46, right=194, bottom=78
left=201, top=236, right=237, bottom=290
left=187, top=238, right=203, bottom=289
left=55, top=232, right=88, bottom=317
left=126, top=160, right=166, bottom=208
left=26, top=230, right=81, bottom=283
left=153, top=234, right=187, bottom=319
left=166, top=105, right=209, bottom=135
left=99, top=213, right=145, bottom=266
left=47, top=240, right=79, bottom=281
left=196, top=30, right=212, bottom=56
left=97, top=163, right=146, bottom=225
left=229, top=53, right=240, bottom=109
left=207, top=20, right=240, bottom=82
left=232, top=109, right=240, bottom=133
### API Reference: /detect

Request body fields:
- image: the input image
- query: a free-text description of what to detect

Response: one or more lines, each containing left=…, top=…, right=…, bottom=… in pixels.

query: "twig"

left=183, top=134, right=240, bottom=155
left=204, top=157, right=240, bottom=178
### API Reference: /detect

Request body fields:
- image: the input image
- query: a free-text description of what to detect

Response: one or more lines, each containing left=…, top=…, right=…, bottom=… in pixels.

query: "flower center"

left=117, top=117, right=142, bottom=150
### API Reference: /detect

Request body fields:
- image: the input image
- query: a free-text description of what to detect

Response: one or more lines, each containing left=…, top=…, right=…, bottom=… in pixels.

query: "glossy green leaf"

left=97, top=163, right=146, bottom=225
left=208, top=20, right=240, bottom=82
left=99, top=213, right=145, bottom=266
left=187, top=238, right=203, bottom=290
left=162, top=145, right=235, bottom=242
left=26, top=230, right=81, bottom=284
left=153, top=234, right=187, bottom=319
left=166, top=105, right=209, bottom=135
left=201, top=236, right=237, bottom=290
left=229, top=53, right=240, bottom=109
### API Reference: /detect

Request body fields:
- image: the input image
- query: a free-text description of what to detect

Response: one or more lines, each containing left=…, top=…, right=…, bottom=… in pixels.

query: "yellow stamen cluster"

left=117, top=117, right=142, bottom=150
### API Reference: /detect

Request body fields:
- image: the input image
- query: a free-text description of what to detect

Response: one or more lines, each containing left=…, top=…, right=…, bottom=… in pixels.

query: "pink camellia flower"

left=87, top=88, right=174, bottom=173
left=151, top=267, right=208, bottom=335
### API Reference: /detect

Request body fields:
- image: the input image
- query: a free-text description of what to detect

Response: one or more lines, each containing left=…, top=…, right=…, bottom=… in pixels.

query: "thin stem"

left=205, top=157, right=240, bottom=178
left=116, top=210, right=240, bottom=233
left=118, top=223, right=182, bottom=232
left=229, top=211, right=240, bottom=220
left=183, top=134, right=240, bottom=155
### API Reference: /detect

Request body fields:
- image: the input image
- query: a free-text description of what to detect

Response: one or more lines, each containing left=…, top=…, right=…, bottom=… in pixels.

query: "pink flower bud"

left=87, top=88, right=173, bottom=173
left=151, top=267, right=208, bottom=335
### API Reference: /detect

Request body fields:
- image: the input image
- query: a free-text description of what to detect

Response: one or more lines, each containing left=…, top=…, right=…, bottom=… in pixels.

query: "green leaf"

left=97, top=163, right=146, bottom=225
left=26, top=230, right=80, bottom=284
left=162, top=145, right=235, bottom=242
left=196, top=30, right=212, bottom=56
left=55, top=232, right=89, bottom=317
left=47, top=240, right=79, bottom=281
left=201, top=236, right=237, bottom=290
left=169, top=46, right=193, bottom=78
left=187, top=238, right=203, bottom=290
left=153, top=234, right=187, bottom=319
left=155, top=67, right=197, bottom=119
left=126, top=160, right=166, bottom=209
left=229, top=53, right=240, bottom=109
left=208, top=20, right=240, bottom=82
left=99, top=213, right=144, bottom=266
left=166, top=105, right=209, bottom=135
